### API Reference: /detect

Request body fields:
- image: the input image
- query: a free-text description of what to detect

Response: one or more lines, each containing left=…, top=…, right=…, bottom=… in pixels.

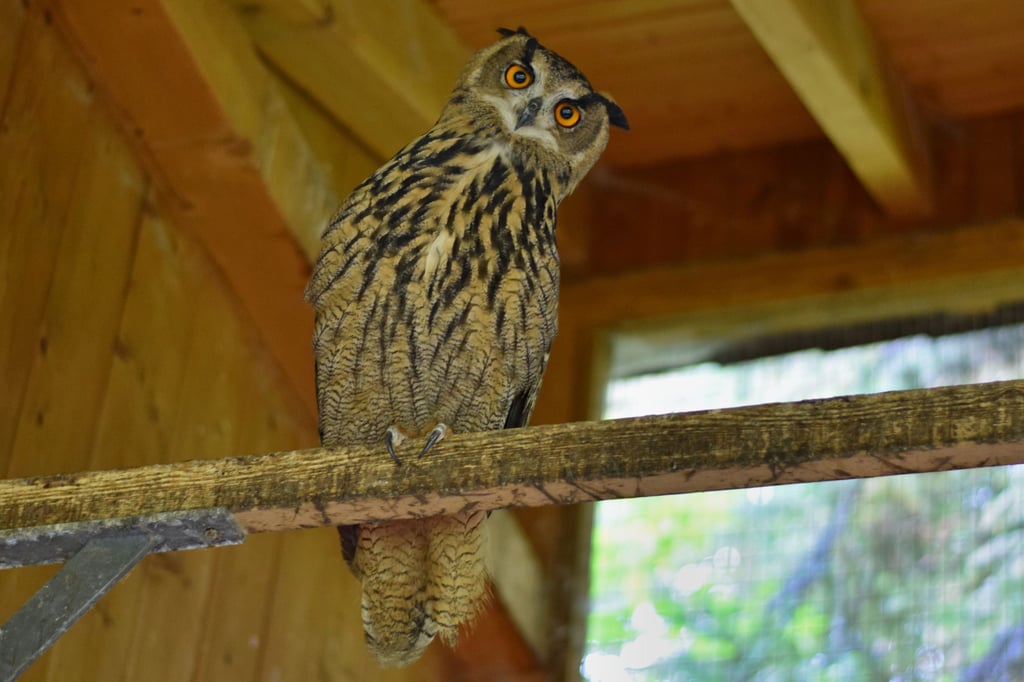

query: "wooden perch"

left=2, top=380, right=1023, bottom=535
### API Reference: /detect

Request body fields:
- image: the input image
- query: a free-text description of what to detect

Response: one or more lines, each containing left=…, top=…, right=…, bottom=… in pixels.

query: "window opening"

left=585, top=317, right=1024, bottom=682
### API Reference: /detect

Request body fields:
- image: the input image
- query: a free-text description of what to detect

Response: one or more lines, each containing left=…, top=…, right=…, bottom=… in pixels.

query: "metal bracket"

left=0, top=509, right=245, bottom=680
left=0, top=508, right=245, bottom=568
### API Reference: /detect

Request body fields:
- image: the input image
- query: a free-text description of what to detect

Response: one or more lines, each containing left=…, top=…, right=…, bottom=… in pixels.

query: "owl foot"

left=384, top=426, right=406, bottom=466
left=418, top=423, right=448, bottom=459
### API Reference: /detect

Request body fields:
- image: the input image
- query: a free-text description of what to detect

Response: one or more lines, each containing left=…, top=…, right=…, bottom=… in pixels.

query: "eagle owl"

left=306, top=27, right=627, bottom=667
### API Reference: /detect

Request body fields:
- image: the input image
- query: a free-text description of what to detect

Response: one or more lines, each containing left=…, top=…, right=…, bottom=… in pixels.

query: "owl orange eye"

left=504, top=63, right=532, bottom=89
left=554, top=101, right=581, bottom=128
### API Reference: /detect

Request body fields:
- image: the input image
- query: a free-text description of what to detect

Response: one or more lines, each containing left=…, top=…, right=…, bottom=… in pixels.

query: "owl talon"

left=418, top=423, right=448, bottom=459
left=385, top=426, right=406, bottom=466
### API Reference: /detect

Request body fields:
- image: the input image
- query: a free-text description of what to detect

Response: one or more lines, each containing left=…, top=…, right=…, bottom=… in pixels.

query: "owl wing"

left=503, top=349, right=550, bottom=429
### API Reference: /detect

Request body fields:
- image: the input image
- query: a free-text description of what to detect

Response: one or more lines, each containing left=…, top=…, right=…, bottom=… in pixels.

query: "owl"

left=305, top=27, right=627, bottom=667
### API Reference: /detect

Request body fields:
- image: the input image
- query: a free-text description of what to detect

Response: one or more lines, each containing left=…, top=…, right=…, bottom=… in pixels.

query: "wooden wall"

left=0, top=4, right=453, bottom=680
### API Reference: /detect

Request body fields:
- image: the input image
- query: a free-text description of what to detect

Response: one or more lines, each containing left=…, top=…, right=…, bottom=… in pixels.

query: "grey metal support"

left=0, top=534, right=156, bottom=681
left=0, top=509, right=245, bottom=680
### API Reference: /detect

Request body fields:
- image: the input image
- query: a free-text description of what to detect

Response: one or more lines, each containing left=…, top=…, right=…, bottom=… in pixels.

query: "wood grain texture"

left=729, top=0, right=932, bottom=216
left=46, top=0, right=336, bottom=418
left=859, top=0, right=1024, bottom=119
left=0, top=9, right=351, bottom=680
left=40, top=212, right=195, bottom=682
left=231, top=0, right=468, bottom=160
left=0, top=13, right=147, bottom=678
left=2, top=380, right=1022, bottom=535
left=0, top=5, right=94, bottom=468
left=563, top=218, right=1024, bottom=331
left=569, top=111, right=1024, bottom=279
left=432, top=0, right=1024, bottom=166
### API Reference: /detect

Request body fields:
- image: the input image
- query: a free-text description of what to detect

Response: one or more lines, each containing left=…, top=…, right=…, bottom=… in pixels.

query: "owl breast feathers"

left=305, top=26, right=627, bottom=668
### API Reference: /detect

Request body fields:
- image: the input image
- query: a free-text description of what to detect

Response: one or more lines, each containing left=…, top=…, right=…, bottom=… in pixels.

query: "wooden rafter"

left=230, top=0, right=468, bottom=160
left=563, top=219, right=1024, bottom=332
left=729, top=0, right=933, bottom=216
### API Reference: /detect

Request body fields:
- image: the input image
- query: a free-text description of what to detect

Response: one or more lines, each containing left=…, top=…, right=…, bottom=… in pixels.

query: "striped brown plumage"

left=306, top=27, right=627, bottom=667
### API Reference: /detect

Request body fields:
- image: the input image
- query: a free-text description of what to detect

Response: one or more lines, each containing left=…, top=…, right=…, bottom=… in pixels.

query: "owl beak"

left=515, top=98, right=543, bottom=130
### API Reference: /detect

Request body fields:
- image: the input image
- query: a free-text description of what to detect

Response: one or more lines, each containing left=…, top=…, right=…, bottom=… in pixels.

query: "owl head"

left=442, top=27, right=628, bottom=198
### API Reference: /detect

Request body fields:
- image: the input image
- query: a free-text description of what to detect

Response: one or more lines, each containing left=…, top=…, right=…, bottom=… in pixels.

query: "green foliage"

left=584, top=471, right=1024, bottom=681
left=587, top=322, right=1024, bottom=681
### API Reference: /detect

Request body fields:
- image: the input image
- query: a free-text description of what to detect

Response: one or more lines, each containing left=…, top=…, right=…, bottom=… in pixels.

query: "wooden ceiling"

left=431, top=0, right=1024, bottom=166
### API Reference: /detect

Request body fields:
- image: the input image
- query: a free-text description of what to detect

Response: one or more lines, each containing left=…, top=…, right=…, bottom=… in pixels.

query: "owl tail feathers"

left=364, top=611, right=436, bottom=668
left=353, top=512, right=490, bottom=667
left=355, top=520, right=436, bottom=668
left=425, top=510, right=490, bottom=645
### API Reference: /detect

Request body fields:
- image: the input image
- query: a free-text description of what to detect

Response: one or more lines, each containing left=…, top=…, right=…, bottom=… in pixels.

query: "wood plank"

left=858, top=0, right=1024, bottom=119
left=729, top=0, right=933, bottom=216
left=0, top=0, right=26, bottom=104
left=272, top=72, right=381, bottom=199
left=39, top=210, right=199, bottom=682
left=0, top=5, right=94, bottom=467
left=119, top=269, right=257, bottom=680
left=562, top=218, right=1024, bottom=334
left=192, top=535, right=283, bottom=681
left=192, top=314, right=316, bottom=681
left=970, top=116, right=1018, bottom=220
left=231, top=0, right=468, bottom=160
left=579, top=112, right=1024, bottom=279
left=181, top=263, right=315, bottom=681
left=7, top=108, right=146, bottom=477
left=46, top=0, right=337, bottom=418
left=37, top=209, right=322, bottom=680
left=2, top=380, right=1023, bottom=535
left=0, top=10, right=150, bottom=679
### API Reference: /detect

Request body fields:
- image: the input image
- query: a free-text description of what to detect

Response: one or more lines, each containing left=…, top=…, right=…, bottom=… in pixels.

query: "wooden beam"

left=46, top=0, right=338, bottom=418
left=230, top=0, right=468, bottom=160
left=2, top=380, right=1023, bottom=535
left=562, top=218, right=1024, bottom=333
left=729, top=0, right=933, bottom=216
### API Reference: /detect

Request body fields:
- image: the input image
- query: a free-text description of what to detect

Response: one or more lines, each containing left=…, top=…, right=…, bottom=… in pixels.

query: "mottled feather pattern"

left=308, top=122, right=560, bottom=446
left=306, top=28, right=626, bottom=667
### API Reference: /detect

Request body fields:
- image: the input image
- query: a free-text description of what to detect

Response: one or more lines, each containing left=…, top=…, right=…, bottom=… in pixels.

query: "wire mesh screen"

left=585, top=322, right=1024, bottom=682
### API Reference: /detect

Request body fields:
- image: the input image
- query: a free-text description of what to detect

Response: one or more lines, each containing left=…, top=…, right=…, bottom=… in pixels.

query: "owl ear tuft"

left=597, top=93, right=629, bottom=131
left=497, top=26, right=532, bottom=39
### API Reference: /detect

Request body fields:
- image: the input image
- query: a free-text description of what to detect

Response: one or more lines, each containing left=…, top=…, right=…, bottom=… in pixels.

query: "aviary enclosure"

left=2, top=1, right=1024, bottom=680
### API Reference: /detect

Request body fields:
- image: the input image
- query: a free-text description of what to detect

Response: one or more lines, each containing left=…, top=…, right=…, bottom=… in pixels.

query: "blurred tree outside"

left=585, top=323, right=1024, bottom=681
